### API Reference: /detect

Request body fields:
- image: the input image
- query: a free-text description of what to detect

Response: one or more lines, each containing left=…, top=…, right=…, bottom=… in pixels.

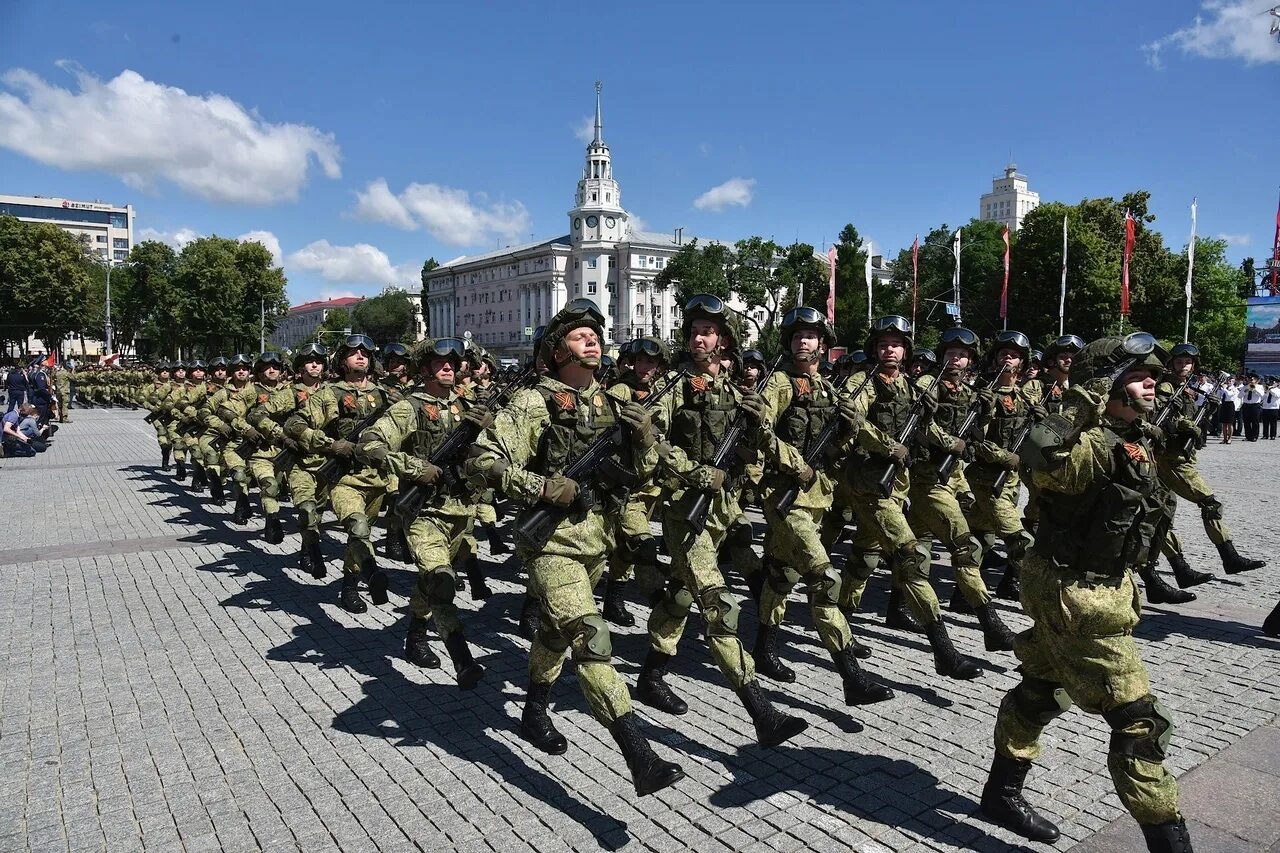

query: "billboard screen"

left=1245, top=296, right=1280, bottom=376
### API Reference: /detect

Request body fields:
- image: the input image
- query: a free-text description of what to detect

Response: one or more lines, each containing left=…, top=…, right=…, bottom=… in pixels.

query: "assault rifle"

left=515, top=370, right=685, bottom=551
left=768, top=369, right=872, bottom=517
left=393, top=363, right=536, bottom=525
left=993, top=378, right=1059, bottom=494
left=874, top=372, right=945, bottom=497
left=935, top=372, right=1001, bottom=482
left=315, top=398, right=393, bottom=488
left=1179, top=370, right=1231, bottom=455
left=683, top=355, right=785, bottom=535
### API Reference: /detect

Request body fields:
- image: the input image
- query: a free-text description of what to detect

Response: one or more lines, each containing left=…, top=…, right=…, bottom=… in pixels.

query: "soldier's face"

left=1122, top=368, right=1157, bottom=411
left=191, top=369, right=206, bottom=380
left=425, top=356, right=455, bottom=389
left=212, top=367, right=228, bottom=380
left=688, top=320, right=721, bottom=361
left=301, top=358, right=324, bottom=378
left=995, top=347, right=1022, bottom=374
left=174, top=369, right=186, bottom=380
left=876, top=333, right=906, bottom=368
left=942, top=346, right=971, bottom=372
left=791, top=330, right=821, bottom=361
left=561, top=328, right=601, bottom=363
left=474, top=362, right=490, bottom=381
left=1055, top=353, right=1073, bottom=373
left=744, top=365, right=761, bottom=385
left=344, top=350, right=369, bottom=375
left=634, top=354, right=661, bottom=385
left=388, top=357, right=408, bottom=377
left=233, top=367, right=250, bottom=381
left=261, top=365, right=281, bottom=382
left=158, top=371, right=170, bottom=380
left=1172, top=357, right=1195, bottom=377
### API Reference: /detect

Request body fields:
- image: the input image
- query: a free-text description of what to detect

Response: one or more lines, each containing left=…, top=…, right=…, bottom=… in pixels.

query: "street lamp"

left=91, top=255, right=135, bottom=359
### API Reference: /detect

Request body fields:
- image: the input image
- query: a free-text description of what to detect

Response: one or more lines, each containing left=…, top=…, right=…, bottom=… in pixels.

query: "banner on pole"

left=1000, top=226, right=1010, bottom=321
left=1121, top=210, right=1135, bottom=316
left=911, top=235, right=919, bottom=329
left=826, top=245, right=837, bottom=327
left=1059, top=215, right=1068, bottom=335
left=864, top=244, right=873, bottom=323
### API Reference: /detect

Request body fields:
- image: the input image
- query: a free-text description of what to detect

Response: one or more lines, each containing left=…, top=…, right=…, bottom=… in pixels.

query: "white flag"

left=1185, top=198, right=1197, bottom=307
left=951, top=229, right=962, bottom=317
left=1059, top=216, right=1068, bottom=336
left=864, top=242, right=873, bottom=323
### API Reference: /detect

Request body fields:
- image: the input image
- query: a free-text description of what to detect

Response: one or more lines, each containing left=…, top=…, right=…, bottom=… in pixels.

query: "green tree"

left=0, top=216, right=92, bottom=353
left=653, top=239, right=731, bottom=306
left=314, top=307, right=354, bottom=342
left=236, top=238, right=289, bottom=349
left=1168, top=237, right=1249, bottom=369
left=352, top=289, right=415, bottom=346
left=128, top=241, right=182, bottom=359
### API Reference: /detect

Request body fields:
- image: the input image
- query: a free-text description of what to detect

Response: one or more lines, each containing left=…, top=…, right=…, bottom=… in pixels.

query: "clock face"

left=586, top=215, right=599, bottom=228
left=574, top=217, right=582, bottom=230
left=605, top=216, right=616, bottom=228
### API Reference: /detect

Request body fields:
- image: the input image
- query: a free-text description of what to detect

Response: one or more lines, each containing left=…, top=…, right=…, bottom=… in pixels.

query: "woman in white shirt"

left=1217, top=379, right=1241, bottom=444
left=1262, top=377, right=1280, bottom=441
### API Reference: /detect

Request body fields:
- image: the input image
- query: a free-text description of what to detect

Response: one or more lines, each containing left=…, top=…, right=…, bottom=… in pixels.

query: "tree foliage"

left=0, top=216, right=93, bottom=353
left=352, top=289, right=415, bottom=346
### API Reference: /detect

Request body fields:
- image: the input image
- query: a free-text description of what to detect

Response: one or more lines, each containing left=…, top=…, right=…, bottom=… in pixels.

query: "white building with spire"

left=423, top=84, right=722, bottom=357
left=979, top=163, right=1039, bottom=233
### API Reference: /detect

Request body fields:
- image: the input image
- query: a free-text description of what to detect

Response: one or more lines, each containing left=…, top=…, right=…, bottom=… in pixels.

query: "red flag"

left=911, top=235, right=919, bottom=328
left=43, top=352, right=57, bottom=368
left=103, top=353, right=120, bottom=366
left=826, top=246, right=837, bottom=327
left=1000, top=226, right=1011, bottom=320
left=1121, top=210, right=1135, bottom=316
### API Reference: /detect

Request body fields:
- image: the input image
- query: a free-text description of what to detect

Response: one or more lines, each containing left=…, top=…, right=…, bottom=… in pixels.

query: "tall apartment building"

left=0, top=193, right=135, bottom=260
left=979, top=164, right=1039, bottom=233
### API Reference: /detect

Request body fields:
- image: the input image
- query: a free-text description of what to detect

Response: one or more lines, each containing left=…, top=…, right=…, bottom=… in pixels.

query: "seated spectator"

left=2, top=403, right=54, bottom=457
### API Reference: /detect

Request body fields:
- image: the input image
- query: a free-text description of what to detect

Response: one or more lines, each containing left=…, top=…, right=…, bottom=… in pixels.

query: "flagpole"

left=1000, top=225, right=1010, bottom=331
left=1184, top=197, right=1197, bottom=342
left=951, top=228, right=962, bottom=326
left=864, top=241, right=873, bottom=324
left=1059, top=215, right=1068, bottom=336
left=911, top=235, right=919, bottom=330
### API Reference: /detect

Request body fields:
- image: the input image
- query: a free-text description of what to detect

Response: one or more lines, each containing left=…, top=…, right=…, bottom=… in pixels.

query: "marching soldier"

left=378, top=342, right=415, bottom=566
left=277, top=343, right=331, bottom=577
left=174, top=360, right=211, bottom=491
left=466, top=299, right=686, bottom=797
left=163, top=363, right=191, bottom=480
left=227, top=353, right=292, bottom=543
left=197, top=357, right=232, bottom=505
left=214, top=354, right=256, bottom=517
left=146, top=363, right=174, bottom=468
left=982, top=333, right=1194, bottom=852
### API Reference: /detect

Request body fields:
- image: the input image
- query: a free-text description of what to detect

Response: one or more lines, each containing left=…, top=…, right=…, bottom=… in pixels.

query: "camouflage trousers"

left=331, top=482, right=387, bottom=576
left=288, top=464, right=328, bottom=531
left=967, top=469, right=1033, bottom=576
left=1156, top=455, right=1229, bottom=547
left=994, top=554, right=1181, bottom=826
left=247, top=452, right=282, bottom=515
left=846, top=482, right=941, bottom=624
left=649, top=490, right=756, bottom=689
left=406, top=511, right=474, bottom=635
left=760, top=502, right=853, bottom=654
left=153, top=420, right=170, bottom=450
left=907, top=469, right=991, bottom=607
left=165, top=422, right=187, bottom=461
left=609, top=490, right=662, bottom=591
left=198, top=435, right=225, bottom=478
left=527, top=551, right=632, bottom=725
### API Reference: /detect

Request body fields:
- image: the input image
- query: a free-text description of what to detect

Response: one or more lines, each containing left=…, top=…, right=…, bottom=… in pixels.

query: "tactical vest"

left=328, top=384, right=388, bottom=438
left=1042, top=382, right=1065, bottom=415
left=866, top=373, right=913, bottom=437
left=777, top=373, right=837, bottom=458
left=980, top=385, right=1028, bottom=450
left=1034, top=425, right=1162, bottom=575
left=668, top=373, right=740, bottom=464
left=530, top=385, right=619, bottom=478
left=408, top=393, right=464, bottom=460
left=924, top=376, right=973, bottom=460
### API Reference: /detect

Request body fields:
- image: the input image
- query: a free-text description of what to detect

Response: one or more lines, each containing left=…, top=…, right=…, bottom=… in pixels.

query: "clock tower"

left=567, top=82, right=627, bottom=341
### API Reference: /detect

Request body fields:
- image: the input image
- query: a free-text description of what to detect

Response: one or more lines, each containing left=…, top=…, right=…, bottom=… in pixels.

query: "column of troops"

left=111, top=296, right=1273, bottom=853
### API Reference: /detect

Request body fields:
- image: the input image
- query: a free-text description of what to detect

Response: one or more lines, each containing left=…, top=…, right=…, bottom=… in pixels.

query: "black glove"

left=540, top=475, right=579, bottom=507
left=619, top=402, right=656, bottom=450
left=918, top=391, right=939, bottom=417
left=1001, top=451, right=1022, bottom=471
left=1029, top=402, right=1049, bottom=422
left=216, top=423, right=233, bottom=439
left=886, top=441, right=910, bottom=464
left=838, top=396, right=864, bottom=430
left=976, top=387, right=996, bottom=415
left=739, top=392, right=767, bottom=424
left=328, top=439, right=356, bottom=458
left=463, top=405, right=494, bottom=431
left=241, top=426, right=265, bottom=444
left=412, top=463, right=443, bottom=486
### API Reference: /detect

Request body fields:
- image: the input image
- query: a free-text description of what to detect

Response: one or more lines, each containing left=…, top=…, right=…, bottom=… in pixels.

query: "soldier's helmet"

left=1043, top=334, right=1086, bottom=362
left=780, top=305, right=835, bottom=352
left=628, top=337, right=671, bottom=367
left=291, top=342, right=329, bottom=369
left=595, top=353, right=617, bottom=382
left=230, top=353, right=254, bottom=369
left=540, top=298, right=606, bottom=370
left=1070, top=332, right=1166, bottom=397
left=188, top=360, right=207, bottom=372
left=935, top=326, right=980, bottom=364
left=330, top=333, right=376, bottom=370
left=409, top=336, right=465, bottom=372
left=990, top=329, right=1032, bottom=365
left=865, top=315, right=913, bottom=358
left=254, top=351, right=284, bottom=372
left=1029, top=349, right=1045, bottom=368
left=741, top=348, right=766, bottom=369
left=911, top=350, right=938, bottom=369
left=1168, top=342, right=1200, bottom=365
left=680, top=294, right=738, bottom=353
left=208, top=356, right=229, bottom=370
left=156, top=362, right=171, bottom=374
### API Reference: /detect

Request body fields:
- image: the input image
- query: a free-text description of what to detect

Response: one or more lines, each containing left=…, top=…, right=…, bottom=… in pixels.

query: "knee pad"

left=764, top=557, right=801, bottom=595
left=535, top=625, right=571, bottom=655
left=949, top=534, right=984, bottom=568
left=297, top=500, right=320, bottom=530
left=956, top=491, right=977, bottom=514
left=804, top=564, right=842, bottom=607
left=848, top=550, right=882, bottom=583
left=346, top=513, right=372, bottom=542
left=895, top=540, right=931, bottom=578
left=1103, top=695, right=1174, bottom=763
left=1199, top=496, right=1223, bottom=522
left=231, top=466, right=249, bottom=486
left=420, top=567, right=458, bottom=605
left=658, top=583, right=694, bottom=620
left=1006, top=529, right=1034, bottom=560
left=1011, top=676, right=1073, bottom=726
left=567, top=614, right=613, bottom=663
left=724, top=519, right=754, bottom=550
left=259, top=475, right=279, bottom=499
left=699, top=586, right=740, bottom=637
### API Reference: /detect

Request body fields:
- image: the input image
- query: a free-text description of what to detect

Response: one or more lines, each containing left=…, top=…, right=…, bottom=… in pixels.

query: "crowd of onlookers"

left=2, top=359, right=60, bottom=458
left=1202, top=373, right=1280, bottom=443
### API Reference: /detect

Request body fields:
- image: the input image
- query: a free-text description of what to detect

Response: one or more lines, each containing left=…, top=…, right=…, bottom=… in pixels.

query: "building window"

left=591, top=192, right=597, bottom=202
left=587, top=283, right=597, bottom=295
left=605, top=193, right=611, bottom=202
left=608, top=257, right=616, bottom=268
left=113, top=250, right=127, bottom=261
left=574, top=261, right=580, bottom=269
left=587, top=258, right=597, bottom=269
left=109, top=213, right=127, bottom=229
left=96, top=235, right=107, bottom=243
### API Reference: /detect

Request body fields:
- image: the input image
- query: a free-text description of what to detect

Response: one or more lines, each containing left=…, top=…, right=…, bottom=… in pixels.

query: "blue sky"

left=1, top=0, right=1277, bottom=305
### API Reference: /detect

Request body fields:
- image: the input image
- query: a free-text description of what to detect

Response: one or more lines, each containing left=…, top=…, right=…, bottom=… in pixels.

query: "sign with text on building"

left=524, top=326, right=533, bottom=337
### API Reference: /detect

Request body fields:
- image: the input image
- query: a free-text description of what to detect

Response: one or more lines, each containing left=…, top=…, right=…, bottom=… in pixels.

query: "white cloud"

left=139, top=226, right=200, bottom=249
left=350, top=178, right=531, bottom=247
left=574, top=115, right=595, bottom=143
left=286, top=239, right=417, bottom=286
left=1217, top=232, right=1252, bottom=246
left=693, top=177, right=757, bottom=212
left=0, top=63, right=341, bottom=203
left=237, top=230, right=283, bottom=266
left=1144, top=1, right=1280, bottom=68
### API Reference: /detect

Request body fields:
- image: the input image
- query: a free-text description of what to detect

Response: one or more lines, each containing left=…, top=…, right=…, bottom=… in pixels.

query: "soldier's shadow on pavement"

left=1135, top=605, right=1280, bottom=650
left=210, top=546, right=633, bottom=850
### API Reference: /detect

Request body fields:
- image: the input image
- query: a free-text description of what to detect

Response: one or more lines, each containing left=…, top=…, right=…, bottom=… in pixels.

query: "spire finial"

left=593, top=81, right=603, bottom=145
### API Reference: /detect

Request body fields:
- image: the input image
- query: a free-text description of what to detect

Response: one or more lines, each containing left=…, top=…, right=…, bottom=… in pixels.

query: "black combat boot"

left=339, top=573, right=367, bottom=614
left=161, top=447, right=171, bottom=470
left=303, top=531, right=326, bottom=579
left=382, top=526, right=410, bottom=563
left=995, top=565, right=1021, bottom=602
left=520, top=682, right=567, bottom=755
left=948, top=585, right=975, bottom=615
left=1169, top=552, right=1213, bottom=589
left=636, top=649, right=688, bottom=715
left=602, top=578, right=634, bottom=627
left=831, top=645, right=893, bottom=705
left=442, top=631, right=485, bottom=689
left=175, top=459, right=187, bottom=481
left=487, top=523, right=510, bottom=555
left=885, top=587, right=925, bottom=634
left=404, top=617, right=441, bottom=668
left=464, top=556, right=491, bottom=601
left=190, top=465, right=207, bottom=491
left=752, top=624, right=796, bottom=683
left=1264, top=600, right=1280, bottom=637
left=362, top=556, right=389, bottom=606
left=1139, top=564, right=1196, bottom=605
left=232, top=492, right=251, bottom=525
left=975, top=604, right=1017, bottom=651
left=980, top=753, right=1061, bottom=842
left=847, top=635, right=873, bottom=659
left=735, top=680, right=809, bottom=747
left=518, top=593, right=541, bottom=641
left=263, top=513, right=285, bottom=546
left=609, top=713, right=685, bottom=797
left=208, top=475, right=225, bottom=505
left=925, top=618, right=981, bottom=680
left=1218, top=540, right=1266, bottom=574
left=1140, top=818, right=1194, bottom=852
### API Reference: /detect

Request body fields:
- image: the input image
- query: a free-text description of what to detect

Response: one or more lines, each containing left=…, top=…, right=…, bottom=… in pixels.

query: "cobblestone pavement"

left=2, top=409, right=1278, bottom=852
